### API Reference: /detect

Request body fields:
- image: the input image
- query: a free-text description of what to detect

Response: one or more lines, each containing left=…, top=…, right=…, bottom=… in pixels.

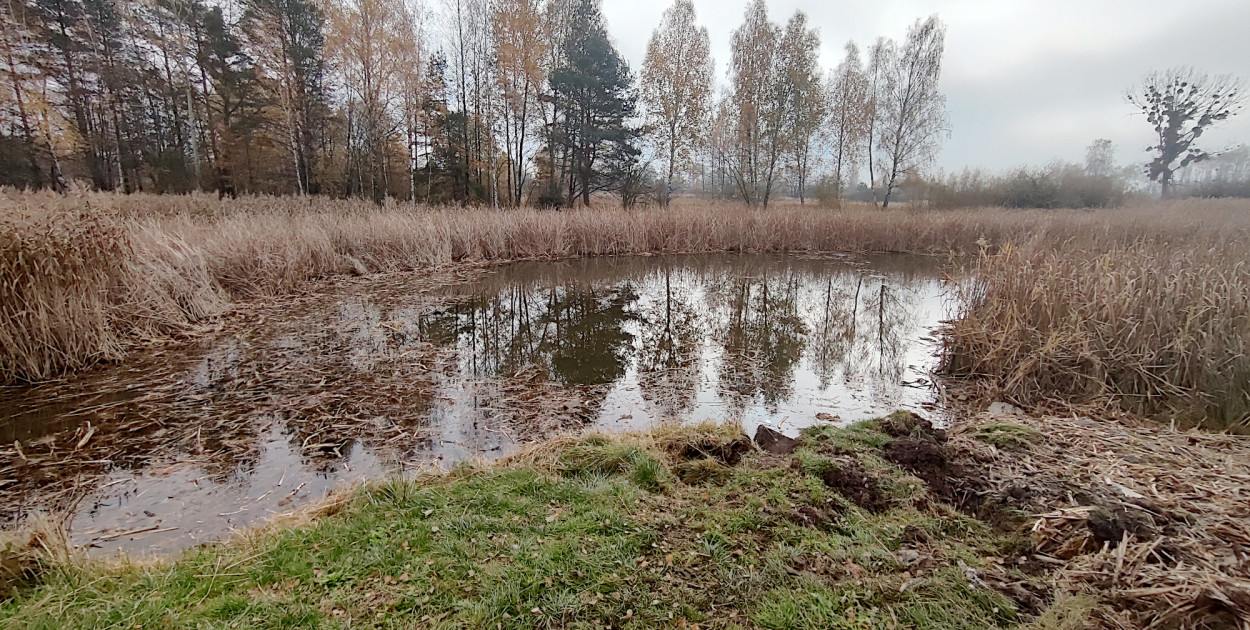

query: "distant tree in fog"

left=1127, top=67, right=1246, bottom=199
left=1084, top=139, right=1116, bottom=178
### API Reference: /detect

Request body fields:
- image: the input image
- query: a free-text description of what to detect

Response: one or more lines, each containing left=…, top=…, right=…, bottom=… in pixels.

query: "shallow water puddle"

left=0, top=253, right=950, bottom=555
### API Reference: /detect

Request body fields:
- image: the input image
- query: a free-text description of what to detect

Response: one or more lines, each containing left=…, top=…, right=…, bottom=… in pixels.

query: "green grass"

left=0, top=424, right=1069, bottom=629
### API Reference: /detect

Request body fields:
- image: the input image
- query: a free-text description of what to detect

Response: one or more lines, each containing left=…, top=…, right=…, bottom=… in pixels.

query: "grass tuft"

left=0, top=515, right=71, bottom=599
left=674, top=458, right=733, bottom=485
left=974, top=423, right=1041, bottom=450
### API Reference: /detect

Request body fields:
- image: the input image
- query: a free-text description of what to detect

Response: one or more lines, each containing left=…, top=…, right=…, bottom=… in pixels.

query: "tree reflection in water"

left=425, top=253, right=942, bottom=428
left=442, top=284, right=642, bottom=387
left=636, top=267, right=704, bottom=419
left=717, top=272, right=807, bottom=413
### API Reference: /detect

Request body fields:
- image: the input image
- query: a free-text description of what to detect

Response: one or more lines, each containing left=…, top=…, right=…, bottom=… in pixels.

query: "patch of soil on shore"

left=879, top=412, right=992, bottom=516
left=819, top=458, right=888, bottom=513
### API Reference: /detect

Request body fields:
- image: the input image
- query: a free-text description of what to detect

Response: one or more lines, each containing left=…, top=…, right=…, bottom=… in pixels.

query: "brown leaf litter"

left=948, top=408, right=1250, bottom=630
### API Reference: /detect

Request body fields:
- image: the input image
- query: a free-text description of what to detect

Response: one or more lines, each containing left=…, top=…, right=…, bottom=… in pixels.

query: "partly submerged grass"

left=0, top=423, right=1074, bottom=629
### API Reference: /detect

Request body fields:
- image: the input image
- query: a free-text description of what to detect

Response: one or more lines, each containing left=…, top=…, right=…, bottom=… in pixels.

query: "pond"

left=0, top=253, right=951, bottom=555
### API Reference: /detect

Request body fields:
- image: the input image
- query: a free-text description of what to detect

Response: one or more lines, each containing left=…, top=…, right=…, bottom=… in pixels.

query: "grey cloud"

left=601, top=0, right=1250, bottom=172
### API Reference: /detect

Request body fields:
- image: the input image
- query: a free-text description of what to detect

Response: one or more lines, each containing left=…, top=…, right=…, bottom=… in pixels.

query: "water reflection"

left=422, top=253, right=947, bottom=436
left=443, top=284, right=643, bottom=387
left=718, top=273, right=807, bottom=411
left=636, top=268, right=704, bottom=420
left=0, top=253, right=948, bottom=555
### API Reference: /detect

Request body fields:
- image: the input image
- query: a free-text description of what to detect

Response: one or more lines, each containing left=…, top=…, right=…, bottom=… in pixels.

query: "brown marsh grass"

left=2, top=189, right=1249, bottom=425
left=942, top=237, right=1250, bottom=428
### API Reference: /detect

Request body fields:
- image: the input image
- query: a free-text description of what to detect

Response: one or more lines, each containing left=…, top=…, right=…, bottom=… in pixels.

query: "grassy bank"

left=8, top=408, right=1247, bottom=629
left=0, top=420, right=1082, bottom=630
left=3, top=190, right=1250, bottom=424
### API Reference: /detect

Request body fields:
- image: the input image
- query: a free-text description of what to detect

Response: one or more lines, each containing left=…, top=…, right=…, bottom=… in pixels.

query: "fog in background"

left=602, top=0, right=1250, bottom=173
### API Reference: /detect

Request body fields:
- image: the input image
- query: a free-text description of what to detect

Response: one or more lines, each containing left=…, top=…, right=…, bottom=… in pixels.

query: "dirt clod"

left=879, top=411, right=945, bottom=442
left=885, top=435, right=991, bottom=513
left=753, top=426, right=799, bottom=455
left=789, top=504, right=839, bottom=528
left=820, top=458, right=888, bottom=513
left=885, top=438, right=948, bottom=485
left=1087, top=506, right=1153, bottom=544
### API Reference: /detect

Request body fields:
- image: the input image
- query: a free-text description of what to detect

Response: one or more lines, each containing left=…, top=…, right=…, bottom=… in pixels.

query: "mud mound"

left=753, top=425, right=799, bottom=455
left=820, top=458, right=888, bottom=513
left=884, top=432, right=989, bottom=512
left=879, top=411, right=946, bottom=442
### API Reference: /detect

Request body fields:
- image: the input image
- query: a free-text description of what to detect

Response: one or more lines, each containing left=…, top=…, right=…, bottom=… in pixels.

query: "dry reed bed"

left=941, top=236, right=1250, bottom=427
left=2, top=189, right=1249, bottom=417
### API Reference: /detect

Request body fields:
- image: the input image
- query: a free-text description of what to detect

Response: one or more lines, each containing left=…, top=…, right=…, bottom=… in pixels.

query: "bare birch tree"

left=640, top=0, right=712, bottom=207
left=875, top=15, right=947, bottom=208
left=825, top=41, right=869, bottom=205
left=492, top=0, right=545, bottom=206
left=244, top=0, right=328, bottom=195
left=717, top=0, right=784, bottom=208
left=777, top=11, right=822, bottom=204
left=327, top=0, right=409, bottom=200
left=396, top=0, right=427, bottom=202
left=863, top=37, right=888, bottom=206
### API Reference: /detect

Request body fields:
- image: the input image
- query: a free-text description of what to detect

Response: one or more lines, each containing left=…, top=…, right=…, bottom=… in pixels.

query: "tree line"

left=0, top=0, right=949, bottom=207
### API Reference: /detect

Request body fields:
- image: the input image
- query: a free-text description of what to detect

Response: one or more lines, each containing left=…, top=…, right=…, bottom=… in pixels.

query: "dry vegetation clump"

left=942, top=226, right=1250, bottom=428
left=0, top=202, right=128, bottom=380
left=0, top=515, right=70, bottom=599
left=0, top=192, right=224, bottom=381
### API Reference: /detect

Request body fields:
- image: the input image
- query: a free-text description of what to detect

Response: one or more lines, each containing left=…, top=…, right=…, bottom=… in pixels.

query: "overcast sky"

left=600, top=0, right=1250, bottom=173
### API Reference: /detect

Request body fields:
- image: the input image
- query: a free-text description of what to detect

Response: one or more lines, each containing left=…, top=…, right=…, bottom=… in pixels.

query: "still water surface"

left=0, top=253, right=950, bottom=554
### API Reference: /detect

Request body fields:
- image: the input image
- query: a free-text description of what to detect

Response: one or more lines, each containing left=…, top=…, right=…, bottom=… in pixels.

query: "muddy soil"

left=819, top=458, right=888, bottom=512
